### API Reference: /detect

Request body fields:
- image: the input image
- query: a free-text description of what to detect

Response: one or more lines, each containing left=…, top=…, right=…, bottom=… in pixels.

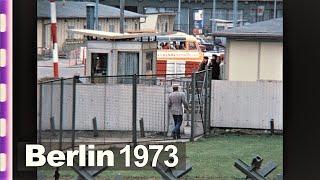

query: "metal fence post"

left=186, top=81, right=190, bottom=126
left=207, top=69, right=212, bottom=135
left=50, top=116, right=56, bottom=136
left=139, top=118, right=145, bottom=138
left=132, top=74, right=137, bottom=146
left=59, top=78, right=64, bottom=150
left=191, top=72, right=196, bottom=142
left=71, top=76, right=78, bottom=150
left=39, top=83, right=43, bottom=144
left=270, top=119, right=274, bottom=135
left=92, top=117, right=98, bottom=137
left=204, top=66, right=208, bottom=137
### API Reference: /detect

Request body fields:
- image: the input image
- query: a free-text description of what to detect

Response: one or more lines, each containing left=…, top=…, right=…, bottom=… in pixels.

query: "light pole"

left=95, top=0, right=99, bottom=30
left=273, top=0, right=277, bottom=19
left=178, top=0, right=181, bottom=31
left=212, top=0, right=216, bottom=33
left=120, top=0, right=125, bottom=33
left=233, top=0, right=238, bottom=28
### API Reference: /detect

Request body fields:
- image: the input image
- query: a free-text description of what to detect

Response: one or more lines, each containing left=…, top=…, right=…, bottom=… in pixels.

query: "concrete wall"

left=227, top=40, right=283, bottom=81
left=210, top=80, right=283, bottom=130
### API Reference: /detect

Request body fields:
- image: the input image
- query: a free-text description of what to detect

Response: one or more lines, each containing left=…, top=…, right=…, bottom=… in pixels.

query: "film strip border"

left=0, top=0, right=11, bottom=179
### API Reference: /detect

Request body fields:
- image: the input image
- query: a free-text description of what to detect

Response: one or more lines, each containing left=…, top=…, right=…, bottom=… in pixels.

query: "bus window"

left=162, top=42, right=170, bottom=49
left=188, top=42, right=197, bottom=50
left=179, top=42, right=186, bottom=50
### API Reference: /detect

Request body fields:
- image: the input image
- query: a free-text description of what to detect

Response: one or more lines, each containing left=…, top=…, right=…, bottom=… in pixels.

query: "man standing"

left=168, top=84, right=189, bottom=139
left=198, top=56, right=209, bottom=72
left=209, top=54, right=221, bottom=80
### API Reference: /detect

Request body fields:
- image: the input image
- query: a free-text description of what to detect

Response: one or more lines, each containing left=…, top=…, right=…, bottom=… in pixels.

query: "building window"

left=188, top=42, right=197, bottom=50
left=117, top=52, right=139, bottom=83
left=146, top=51, right=153, bottom=72
left=124, top=23, right=128, bottom=31
left=263, top=9, right=272, bottom=21
left=165, top=21, right=168, bottom=32
left=144, top=7, right=170, bottom=14
left=276, top=9, right=283, bottom=18
left=249, top=9, right=257, bottom=23
left=67, top=25, right=75, bottom=39
left=91, top=53, right=108, bottom=76
left=226, top=9, right=243, bottom=21
left=109, top=24, right=115, bottom=32
left=215, top=9, right=227, bottom=20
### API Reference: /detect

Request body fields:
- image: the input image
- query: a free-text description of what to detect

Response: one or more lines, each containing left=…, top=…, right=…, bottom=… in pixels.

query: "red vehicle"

left=156, top=32, right=204, bottom=76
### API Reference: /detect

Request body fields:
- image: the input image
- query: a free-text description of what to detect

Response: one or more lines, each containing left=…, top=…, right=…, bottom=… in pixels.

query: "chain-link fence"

left=37, top=71, right=211, bottom=150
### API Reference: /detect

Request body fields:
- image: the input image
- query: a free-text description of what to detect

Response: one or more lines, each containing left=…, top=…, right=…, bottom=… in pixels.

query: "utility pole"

left=233, top=0, right=238, bottom=28
left=49, top=0, right=59, bottom=78
left=120, top=0, right=125, bottom=33
left=212, top=0, right=216, bottom=33
left=178, top=0, right=181, bottom=31
left=273, top=0, right=277, bottom=19
left=95, top=0, right=99, bottom=30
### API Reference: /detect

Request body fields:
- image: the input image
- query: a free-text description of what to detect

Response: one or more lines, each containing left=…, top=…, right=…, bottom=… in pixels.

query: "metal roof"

left=212, top=18, right=283, bottom=40
left=68, top=29, right=159, bottom=40
left=37, top=0, right=145, bottom=18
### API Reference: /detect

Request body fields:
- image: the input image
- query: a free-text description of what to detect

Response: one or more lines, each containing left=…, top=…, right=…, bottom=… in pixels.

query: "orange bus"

left=156, top=32, right=204, bottom=76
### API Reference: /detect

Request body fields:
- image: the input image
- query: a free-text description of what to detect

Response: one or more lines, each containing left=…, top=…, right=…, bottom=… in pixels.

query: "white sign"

left=257, top=6, right=265, bottom=16
left=157, top=51, right=202, bottom=59
left=194, top=10, right=203, bottom=21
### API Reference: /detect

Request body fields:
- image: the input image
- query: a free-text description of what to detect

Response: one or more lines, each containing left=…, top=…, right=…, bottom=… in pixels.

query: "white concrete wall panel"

left=228, top=41, right=259, bottom=81
left=210, top=80, right=283, bottom=130
left=259, top=42, right=283, bottom=81
left=39, top=83, right=167, bottom=132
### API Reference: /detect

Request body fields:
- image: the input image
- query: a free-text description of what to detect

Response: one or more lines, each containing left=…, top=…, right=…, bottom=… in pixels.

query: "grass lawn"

left=40, top=134, right=283, bottom=179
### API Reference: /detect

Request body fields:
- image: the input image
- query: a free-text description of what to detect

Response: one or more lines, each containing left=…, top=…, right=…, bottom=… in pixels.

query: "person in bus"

left=159, top=42, right=164, bottom=49
left=162, top=42, right=170, bottom=49
left=180, top=42, right=186, bottom=50
left=175, top=43, right=180, bottom=50
left=168, top=84, right=189, bottom=139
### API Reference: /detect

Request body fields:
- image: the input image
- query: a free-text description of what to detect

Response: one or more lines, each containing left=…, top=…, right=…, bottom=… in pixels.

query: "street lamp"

left=233, top=0, right=238, bottom=28
left=212, top=0, right=216, bottom=33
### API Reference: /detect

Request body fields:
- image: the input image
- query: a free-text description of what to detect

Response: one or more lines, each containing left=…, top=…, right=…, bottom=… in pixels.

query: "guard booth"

left=68, top=29, right=158, bottom=82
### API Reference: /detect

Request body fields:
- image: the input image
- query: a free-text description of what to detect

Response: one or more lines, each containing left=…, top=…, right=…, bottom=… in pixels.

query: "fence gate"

left=189, top=68, right=212, bottom=141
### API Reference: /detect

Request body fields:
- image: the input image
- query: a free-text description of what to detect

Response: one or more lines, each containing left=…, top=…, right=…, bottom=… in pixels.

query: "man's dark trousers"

left=172, top=115, right=183, bottom=138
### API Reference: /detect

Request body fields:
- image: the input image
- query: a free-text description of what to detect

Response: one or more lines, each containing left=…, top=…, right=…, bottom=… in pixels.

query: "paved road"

left=38, top=59, right=85, bottom=79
